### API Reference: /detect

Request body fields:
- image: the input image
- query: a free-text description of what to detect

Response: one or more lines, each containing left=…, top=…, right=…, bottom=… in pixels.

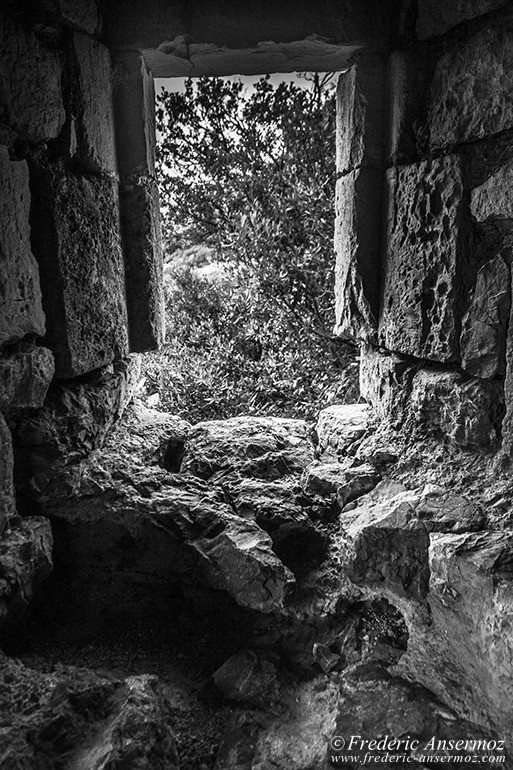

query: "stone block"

left=359, top=344, right=414, bottom=424
left=29, top=160, right=129, bottom=378
left=0, top=147, right=45, bottom=349
left=120, top=177, right=164, bottom=351
left=379, top=156, right=469, bottom=362
left=0, top=414, right=15, bottom=533
left=315, top=404, right=369, bottom=458
left=0, top=517, right=53, bottom=627
left=460, top=255, right=510, bottom=378
left=340, top=481, right=431, bottom=601
left=11, top=357, right=140, bottom=506
left=428, top=26, right=513, bottom=150
left=112, top=52, right=156, bottom=178
left=410, top=369, right=502, bottom=446
left=0, top=348, right=55, bottom=411
left=71, top=33, right=117, bottom=174
left=417, top=0, right=509, bottom=40
left=0, top=14, right=65, bottom=144
left=335, top=54, right=385, bottom=174
left=334, top=168, right=383, bottom=340
left=57, top=0, right=99, bottom=34
left=471, top=159, right=513, bottom=222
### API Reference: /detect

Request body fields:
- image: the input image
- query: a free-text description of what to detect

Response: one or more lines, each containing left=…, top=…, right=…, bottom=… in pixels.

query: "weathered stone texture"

left=471, top=159, right=513, bottom=222
left=113, top=52, right=156, bottom=178
left=428, top=27, right=513, bottom=150
left=416, top=0, right=509, bottom=40
left=380, top=156, right=468, bottom=362
left=182, top=416, right=314, bottom=480
left=0, top=657, right=179, bottom=769
left=0, top=517, right=53, bottom=627
left=359, top=345, right=414, bottom=424
left=460, top=256, right=510, bottom=378
left=0, top=348, right=55, bottom=411
left=57, top=0, right=99, bottom=34
left=410, top=369, right=502, bottom=447
left=120, top=178, right=164, bottom=351
left=72, top=33, right=117, bottom=174
left=29, top=160, right=129, bottom=378
left=12, top=357, right=140, bottom=506
left=0, top=414, right=15, bottom=533
left=334, top=168, right=383, bottom=340
left=336, top=55, right=385, bottom=174
left=315, top=404, right=369, bottom=459
left=401, top=531, right=513, bottom=736
left=0, top=15, right=65, bottom=144
left=0, top=148, right=45, bottom=349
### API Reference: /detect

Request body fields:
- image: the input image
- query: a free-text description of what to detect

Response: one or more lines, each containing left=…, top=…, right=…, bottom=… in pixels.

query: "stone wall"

left=334, top=0, right=513, bottom=453
left=0, top=1, right=157, bottom=626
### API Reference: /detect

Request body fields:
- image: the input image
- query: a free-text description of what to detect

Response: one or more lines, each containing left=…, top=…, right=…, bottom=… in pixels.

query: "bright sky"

left=155, top=72, right=316, bottom=96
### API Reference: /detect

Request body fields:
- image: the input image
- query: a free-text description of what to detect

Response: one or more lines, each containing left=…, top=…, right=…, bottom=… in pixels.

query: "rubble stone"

left=0, top=414, right=15, bottom=533
left=316, top=404, right=369, bottom=459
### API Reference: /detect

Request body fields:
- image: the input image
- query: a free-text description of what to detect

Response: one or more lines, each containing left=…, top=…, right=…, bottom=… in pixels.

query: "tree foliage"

left=147, top=74, right=358, bottom=421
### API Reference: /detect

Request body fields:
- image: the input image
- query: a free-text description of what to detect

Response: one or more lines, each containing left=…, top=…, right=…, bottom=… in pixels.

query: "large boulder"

left=0, top=414, right=15, bottom=532
left=315, top=404, right=369, bottom=459
left=182, top=416, right=314, bottom=480
left=37, top=405, right=295, bottom=623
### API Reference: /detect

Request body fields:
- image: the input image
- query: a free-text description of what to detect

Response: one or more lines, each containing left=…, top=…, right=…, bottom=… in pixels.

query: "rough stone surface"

left=182, top=416, right=314, bottom=481
left=112, top=52, right=156, bottom=178
left=0, top=348, right=55, bottom=411
left=471, top=159, right=513, bottom=222
left=339, top=481, right=431, bottom=601
left=0, top=655, right=179, bottom=769
left=0, top=414, right=15, bottom=533
left=57, top=0, right=99, bottom=34
left=212, top=650, right=276, bottom=704
left=120, top=177, right=164, bottom=352
left=336, top=55, right=385, bottom=174
left=71, top=33, right=117, bottom=174
left=11, top=357, right=140, bottom=507
left=301, top=461, right=380, bottom=501
left=0, top=15, right=65, bottom=144
left=335, top=664, right=495, bottom=765
left=359, top=345, right=414, bottom=425
left=410, top=369, right=502, bottom=447
left=416, top=0, right=509, bottom=39
left=400, top=532, right=513, bottom=738
left=334, top=167, right=383, bottom=340
left=460, top=255, right=510, bottom=378
left=380, top=156, right=468, bottom=362
left=0, top=147, right=46, bottom=349
left=316, top=404, right=369, bottom=459
left=428, top=27, right=513, bottom=151
left=29, top=160, right=129, bottom=378
left=0, top=517, right=53, bottom=627
left=34, top=404, right=296, bottom=622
